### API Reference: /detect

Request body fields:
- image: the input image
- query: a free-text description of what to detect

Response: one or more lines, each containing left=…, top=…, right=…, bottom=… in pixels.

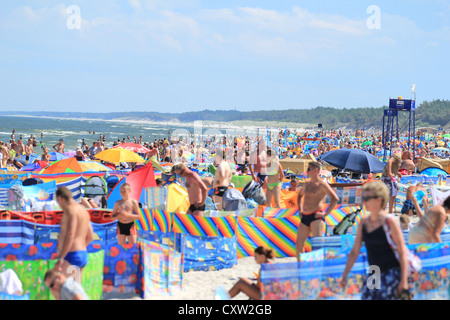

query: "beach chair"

left=79, top=176, right=108, bottom=208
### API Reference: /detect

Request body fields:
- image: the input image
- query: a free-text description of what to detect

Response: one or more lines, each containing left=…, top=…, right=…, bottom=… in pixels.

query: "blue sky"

left=0, top=0, right=449, bottom=113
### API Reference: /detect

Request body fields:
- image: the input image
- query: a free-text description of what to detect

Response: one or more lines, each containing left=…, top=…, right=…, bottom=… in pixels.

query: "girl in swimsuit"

left=227, top=246, right=274, bottom=300
left=264, top=149, right=285, bottom=208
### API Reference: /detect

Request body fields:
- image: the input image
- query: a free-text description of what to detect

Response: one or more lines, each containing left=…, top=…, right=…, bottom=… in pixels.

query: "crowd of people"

left=1, top=127, right=450, bottom=300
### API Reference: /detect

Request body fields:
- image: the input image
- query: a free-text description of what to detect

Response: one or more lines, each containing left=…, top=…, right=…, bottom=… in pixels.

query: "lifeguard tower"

left=381, top=97, right=416, bottom=161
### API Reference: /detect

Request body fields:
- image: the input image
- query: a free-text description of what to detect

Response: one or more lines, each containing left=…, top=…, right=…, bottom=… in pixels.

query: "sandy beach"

left=102, top=214, right=420, bottom=301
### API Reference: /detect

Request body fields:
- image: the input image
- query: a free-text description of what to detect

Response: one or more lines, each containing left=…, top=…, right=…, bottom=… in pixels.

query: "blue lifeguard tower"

left=382, top=97, right=416, bottom=161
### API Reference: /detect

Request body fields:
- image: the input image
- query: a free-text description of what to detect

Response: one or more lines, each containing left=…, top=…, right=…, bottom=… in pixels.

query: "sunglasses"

left=307, top=167, right=318, bottom=171
left=362, top=195, right=379, bottom=202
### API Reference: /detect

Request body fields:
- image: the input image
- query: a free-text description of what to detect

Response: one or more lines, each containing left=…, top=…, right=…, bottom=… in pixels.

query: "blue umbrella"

left=49, top=152, right=69, bottom=161
left=320, top=148, right=385, bottom=174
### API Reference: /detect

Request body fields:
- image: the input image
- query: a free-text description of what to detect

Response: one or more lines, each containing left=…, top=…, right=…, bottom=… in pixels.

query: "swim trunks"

left=382, top=175, right=398, bottom=197
left=64, top=250, right=89, bottom=269
left=401, top=199, right=415, bottom=214
left=301, top=210, right=325, bottom=227
left=214, top=186, right=228, bottom=197
left=117, top=221, right=137, bottom=236
left=188, top=204, right=206, bottom=213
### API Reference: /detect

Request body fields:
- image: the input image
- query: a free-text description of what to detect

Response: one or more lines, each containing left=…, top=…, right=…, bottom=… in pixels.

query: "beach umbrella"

left=78, top=161, right=112, bottom=172
left=361, top=141, right=373, bottom=147
left=320, top=149, right=385, bottom=174
left=94, top=148, right=145, bottom=164
left=49, top=152, right=69, bottom=161
left=40, top=157, right=83, bottom=174
left=442, top=134, right=450, bottom=139
left=113, top=143, right=150, bottom=154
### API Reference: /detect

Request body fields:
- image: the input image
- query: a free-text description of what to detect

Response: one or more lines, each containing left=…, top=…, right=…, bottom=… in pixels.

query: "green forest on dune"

left=5, top=99, right=450, bottom=129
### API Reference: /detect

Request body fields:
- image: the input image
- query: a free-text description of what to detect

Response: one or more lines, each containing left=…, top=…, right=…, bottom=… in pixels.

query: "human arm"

left=278, top=163, right=285, bottom=181
left=340, top=222, right=363, bottom=288
left=297, top=187, right=305, bottom=215
left=55, top=210, right=77, bottom=270
left=413, top=196, right=425, bottom=218
left=249, top=162, right=257, bottom=182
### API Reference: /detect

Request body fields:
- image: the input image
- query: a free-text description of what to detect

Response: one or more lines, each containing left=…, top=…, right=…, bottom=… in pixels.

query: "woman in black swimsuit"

left=340, top=181, right=410, bottom=300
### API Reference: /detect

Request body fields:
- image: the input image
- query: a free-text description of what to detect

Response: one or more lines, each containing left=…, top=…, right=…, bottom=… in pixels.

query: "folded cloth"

left=0, top=269, right=23, bottom=296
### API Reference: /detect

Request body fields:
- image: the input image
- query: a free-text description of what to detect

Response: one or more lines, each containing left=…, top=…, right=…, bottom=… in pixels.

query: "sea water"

left=0, top=116, right=193, bottom=152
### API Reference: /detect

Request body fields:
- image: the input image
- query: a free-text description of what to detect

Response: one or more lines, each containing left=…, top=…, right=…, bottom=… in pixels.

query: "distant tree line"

left=5, top=99, right=449, bottom=129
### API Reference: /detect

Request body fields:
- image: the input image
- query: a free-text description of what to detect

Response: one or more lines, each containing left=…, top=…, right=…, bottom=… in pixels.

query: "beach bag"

left=222, top=189, right=248, bottom=211
left=242, top=180, right=266, bottom=205
left=383, top=214, right=422, bottom=277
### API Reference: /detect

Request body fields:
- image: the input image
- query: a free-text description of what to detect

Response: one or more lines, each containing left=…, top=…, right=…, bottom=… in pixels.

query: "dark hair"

left=55, top=187, right=73, bottom=201
left=254, top=246, right=274, bottom=260
left=444, top=196, right=450, bottom=210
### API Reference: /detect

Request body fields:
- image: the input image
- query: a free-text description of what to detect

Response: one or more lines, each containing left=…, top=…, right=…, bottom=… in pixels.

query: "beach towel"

left=0, top=269, right=23, bottom=296
left=431, top=186, right=450, bottom=206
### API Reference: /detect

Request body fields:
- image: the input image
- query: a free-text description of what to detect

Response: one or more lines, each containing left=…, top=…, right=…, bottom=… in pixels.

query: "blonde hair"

left=399, top=214, right=410, bottom=224
left=363, top=181, right=389, bottom=208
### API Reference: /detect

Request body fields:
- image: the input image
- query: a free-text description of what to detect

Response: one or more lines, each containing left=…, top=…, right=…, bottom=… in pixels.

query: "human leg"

left=228, top=278, right=261, bottom=300
left=296, top=222, right=310, bottom=261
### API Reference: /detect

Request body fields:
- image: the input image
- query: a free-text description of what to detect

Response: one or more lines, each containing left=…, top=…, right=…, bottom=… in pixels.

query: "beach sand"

left=103, top=213, right=420, bottom=300
left=103, top=256, right=297, bottom=300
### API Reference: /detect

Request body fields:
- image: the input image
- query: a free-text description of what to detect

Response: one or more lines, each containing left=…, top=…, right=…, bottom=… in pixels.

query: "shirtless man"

left=296, top=162, right=339, bottom=261
left=172, top=163, right=207, bottom=216
left=112, top=183, right=141, bottom=245
left=401, top=183, right=427, bottom=217
left=55, top=187, right=94, bottom=283
left=408, top=196, right=449, bottom=244
left=382, top=150, right=412, bottom=214
left=16, top=138, right=25, bottom=156
left=249, top=140, right=268, bottom=185
left=53, top=139, right=65, bottom=153
left=213, top=148, right=233, bottom=211
left=399, top=159, right=416, bottom=176
left=24, top=138, right=34, bottom=161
